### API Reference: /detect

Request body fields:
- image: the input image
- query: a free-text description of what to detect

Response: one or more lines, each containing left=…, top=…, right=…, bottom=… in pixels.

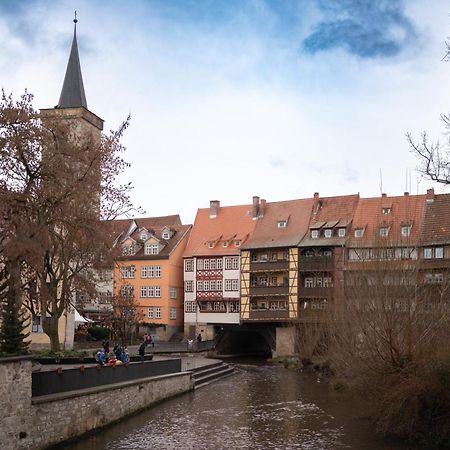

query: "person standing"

left=138, top=342, right=146, bottom=362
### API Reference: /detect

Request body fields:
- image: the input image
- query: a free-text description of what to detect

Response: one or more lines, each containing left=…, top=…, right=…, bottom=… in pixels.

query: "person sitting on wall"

left=113, top=344, right=122, bottom=360
left=95, top=349, right=107, bottom=366
left=120, top=347, right=130, bottom=364
left=139, top=342, right=146, bottom=361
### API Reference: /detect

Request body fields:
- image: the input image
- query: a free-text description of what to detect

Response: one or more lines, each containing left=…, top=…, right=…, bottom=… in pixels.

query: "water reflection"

left=62, top=361, right=417, bottom=450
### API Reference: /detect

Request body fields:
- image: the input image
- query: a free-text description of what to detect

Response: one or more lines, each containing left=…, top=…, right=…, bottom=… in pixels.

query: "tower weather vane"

left=74, top=10, right=77, bottom=24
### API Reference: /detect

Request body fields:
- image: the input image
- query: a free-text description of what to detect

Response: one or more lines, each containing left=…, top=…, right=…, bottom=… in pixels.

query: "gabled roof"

left=106, top=215, right=182, bottom=244
left=348, top=194, right=426, bottom=248
left=421, top=193, right=450, bottom=246
left=184, top=203, right=257, bottom=257
left=300, top=194, right=359, bottom=247
left=243, top=198, right=314, bottom=249
left=58, top=21, right=87, bottom=108
left=118, top=224, right=191, bottom=260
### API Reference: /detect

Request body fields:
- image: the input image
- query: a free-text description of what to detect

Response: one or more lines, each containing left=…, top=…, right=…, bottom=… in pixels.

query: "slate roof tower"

left=40, top=13, right=103, bottom=138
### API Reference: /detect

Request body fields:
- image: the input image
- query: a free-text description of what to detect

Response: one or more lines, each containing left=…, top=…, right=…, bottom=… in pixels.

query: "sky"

left=1, top=0, right=450, bottom=224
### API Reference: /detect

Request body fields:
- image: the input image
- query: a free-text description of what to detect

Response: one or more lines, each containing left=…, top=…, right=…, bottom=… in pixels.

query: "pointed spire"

left=57, top=12, right=87, bottom=109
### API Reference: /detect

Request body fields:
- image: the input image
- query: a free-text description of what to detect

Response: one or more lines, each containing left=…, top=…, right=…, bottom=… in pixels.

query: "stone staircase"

left=191, top=361, right=235, bottom=389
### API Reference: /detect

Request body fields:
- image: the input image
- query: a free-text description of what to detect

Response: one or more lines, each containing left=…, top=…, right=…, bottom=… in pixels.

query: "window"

left=229, top=301, right=240, bottom=313
left=170, top=287, right=177, bottom=299
left=225, top=257, right=239, bottom=270
left=277, top=220, right=287, bottom=228
left=338, top=228, right=346, bottom=237
left=170, top=308, right=177, bottom=320
left=185, top=259, right=194, bottom=272
left=204, top=280, right=210, bottom=291
left=145, top=244, right=159, bottom=255
left=235, top=240, right=241, bottom=247
left=401, top=225, right=411, bottom=237
left=311, top=230, right=319, bottom=239
left=324, top=229, right=332, bottom=238
left=147, top=307, right=154, bottom=319
left=140, top=232, right=148, bottom=241
left=197, top=280, right=203, bottom=291
left=204, top=259, right=210, bottom=270
left=251, top=253, right=258, bottom=262
left=32, top=314, right=43, bottom=333
left=217, top=280, right=223, bottom=291
left=435, top=247, right=444, bottom=259
left=355, top=228, right=364, bottom=238
left=305, top=277, right=314, bottom=288
left=382, top=207, right=391, bottom=214
left=141, top=266, right=161, bottom=278
left=120, top=285, right=134, bottom=297
left=208, top=242, right=215, bottom=249
left=140, top=286, right=161, bottom=298
left=121, top=266, right=135, bottom=279
left=225, top=279, right=232, bottom=291
left=185, top=280, right=194, bottom=292
left=379, top=227, right=389, bottom=237
left=155, top=307, right=161, bottom=319
left=185, top=301, right=197, bottom=313
left=217, top=259, right=223, bottom=269
left=162, top=231, right=171, bottom=239
left=424, top=248, right=433, bottom=259
left=231, top=279, right=239, bottom=291
left=122, top=245, right=134, bottom=255
left=210, top=259, right=216, bottom=269
left=222, top=241, right=228, bottom=248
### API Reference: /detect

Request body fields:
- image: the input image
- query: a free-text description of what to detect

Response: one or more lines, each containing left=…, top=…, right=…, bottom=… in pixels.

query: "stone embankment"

left=0, top=355, right=191, bottom=450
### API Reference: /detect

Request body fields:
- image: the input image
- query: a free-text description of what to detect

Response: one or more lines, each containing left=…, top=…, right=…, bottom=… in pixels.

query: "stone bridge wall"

left=0, top=356, right=192, bottom=450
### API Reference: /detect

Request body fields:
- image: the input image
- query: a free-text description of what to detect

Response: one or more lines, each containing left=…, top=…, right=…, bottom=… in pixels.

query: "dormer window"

left=401, top=225, right=411, bottom=237
left=277, top=220, right=287, bottom=228
left=379, top=227, right=389, bottom=237
left=122, top=245, right=133, bottom=255
left=382, top=207, right=391, bottom=215
left=222, top=241, right=229, bottom=248
left=338, top=228, right=346, bottom=237
left=235, top=240, right=241, bottom=247
left=145, top=244, right=159, bottom=255
left=140, top=233, right=148, bottom=241
left=355, top=228, right=364, bottom=238
left=324, top=229, right=332, bottom=238
left=162, top=231, right=171, bottom=240
left=208, top=242, right=215, bottom=249
left=311, top=230, right=319, bottom=239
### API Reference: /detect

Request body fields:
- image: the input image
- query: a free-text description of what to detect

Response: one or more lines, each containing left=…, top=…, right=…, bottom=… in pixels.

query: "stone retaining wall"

left=0, top=356, right=192, bottom=450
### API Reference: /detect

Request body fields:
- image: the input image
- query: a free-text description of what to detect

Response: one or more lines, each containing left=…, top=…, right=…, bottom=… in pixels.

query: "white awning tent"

left=74, top=309, right=93, bottom=324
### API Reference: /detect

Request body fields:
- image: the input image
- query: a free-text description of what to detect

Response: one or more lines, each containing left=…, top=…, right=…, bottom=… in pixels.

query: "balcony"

left=247, top=309, right=290, bottom=321
left=249, top=285, right=289, bottom=296
left=298, top=256, right=335, bottom=271
left=299, top=286, right=334, bottom=298
left=250, top=260, right=289, bottom=272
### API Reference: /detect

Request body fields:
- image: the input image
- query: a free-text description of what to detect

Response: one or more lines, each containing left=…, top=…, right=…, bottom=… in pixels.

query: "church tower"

left=40, top=14, right=103, bottom=140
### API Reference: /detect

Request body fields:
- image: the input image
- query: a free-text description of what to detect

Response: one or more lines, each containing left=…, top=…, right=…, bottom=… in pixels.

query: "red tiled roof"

left=421, top=193, right=450, bottom=245
left=348, top=194, right=426, bottom=247
left=184, top=203, right=257, bottom=257
left=243, top=198, right=314, bottom=249
left=299, top=194, right=359, bottom=247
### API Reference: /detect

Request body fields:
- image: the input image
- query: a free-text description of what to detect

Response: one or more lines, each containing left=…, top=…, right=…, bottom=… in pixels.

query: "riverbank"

left=0, top=355, right=219, bottom=450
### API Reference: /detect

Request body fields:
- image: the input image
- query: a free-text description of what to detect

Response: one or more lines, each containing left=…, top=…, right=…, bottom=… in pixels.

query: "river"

left=61, top=359, right=418, bottom=450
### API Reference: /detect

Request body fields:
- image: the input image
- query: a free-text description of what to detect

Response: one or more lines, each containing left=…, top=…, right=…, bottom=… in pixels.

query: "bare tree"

left=0, top=91, right=137, bottom=352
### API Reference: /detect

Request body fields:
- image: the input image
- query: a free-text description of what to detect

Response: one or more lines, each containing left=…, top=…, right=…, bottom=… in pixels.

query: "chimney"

left=381, top=193, right=387, bottom=197
left=260, top=199, right=266, bottom=217
left=210, top=200, right=220, bottom=219
left=313, top=192, right=320, bottom=214
left=252, top=196, right=260, bottom=219
left=404, top=192, right=409, bottom=196
left=426, top=188, right=435, bottom=203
